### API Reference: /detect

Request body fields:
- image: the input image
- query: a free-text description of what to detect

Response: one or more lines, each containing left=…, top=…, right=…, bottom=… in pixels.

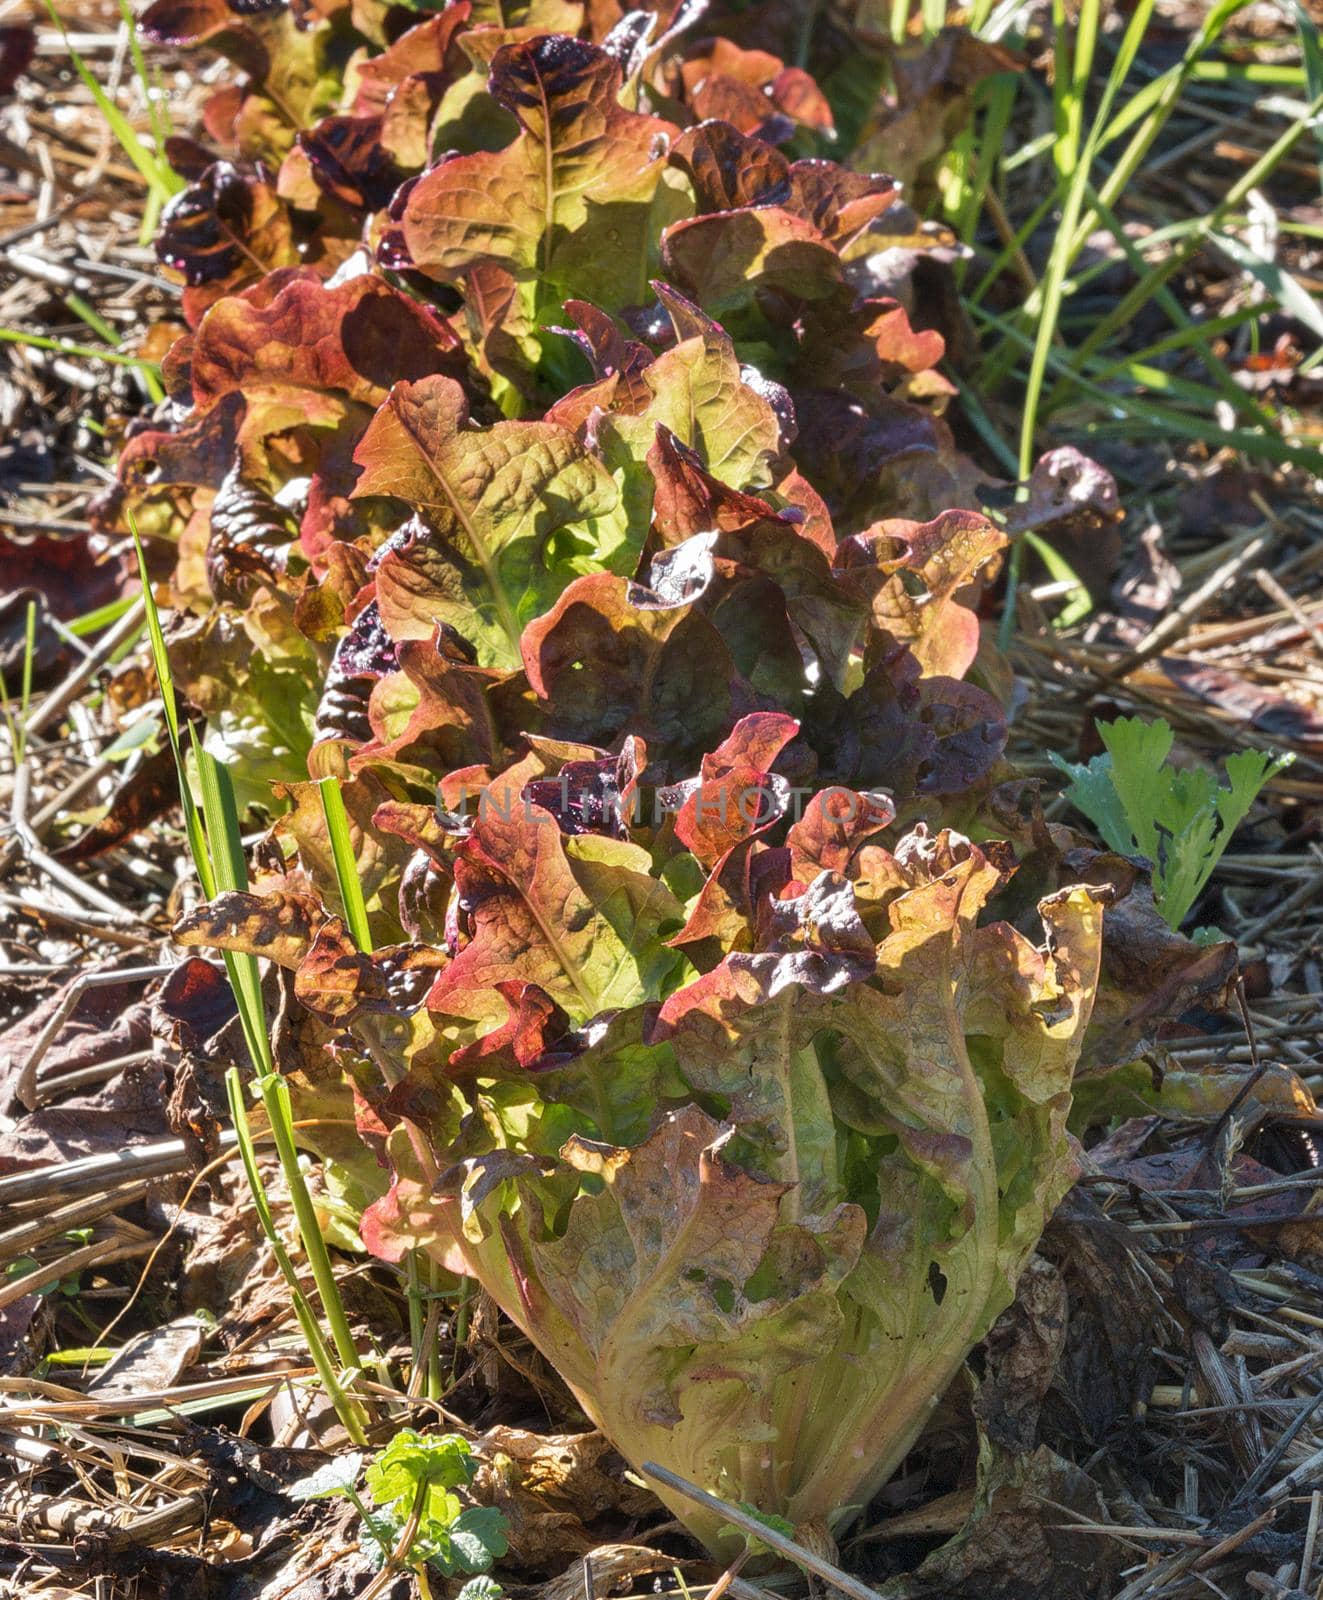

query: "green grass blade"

left=1018, top=0, right=1157, bottom=479
left=1071, top=87, right=1323, bottom=371
left=1002, top=128, right=1056, bottom=172
left=951, top=71, right=1019, bottom=247
left=68, top=596, right=139, bottom=638
left=118, top=0, right=172, bottom=151
left=2, top=318, right=163, bottom=408
left=139, top=534, right=369, bottom=1423
left=969, top=189, right=1057, bottom=308
left=0, top=327, right=162, bottom=372
left=1212, top=229, right=1323, bottom=350
left=1089, top=305, right=1265, bottom=379
left=1060, top=184, right=1275, bottom=427
left=1024, top=531, right=1093, bottom=626
left=195, top=748, right=273, bottom=1077
left=0, top=665, right=18, bottom=768
left=42, top=0, right=181, bottom=198
left=1296, top=0, right=1323, bottom=191
left=61, top=293, right=119, bottom=347
left=946, top=368, right=1018, bottom=474
left=20, top=599, right=35, bottom=729
left=1000, top=0, right=1128, bottom=644
left=180, top=728, right=368, bottom=1401
left=318, top=776, right=373, bottom=953
left=983, top=0, right=1243, bottom=397
left=257, top=1069, right=368, bottom=1384
left=195, top=748, right=248, bottom=904
left=973, top=304, right=1323, bottom=472
left=920, top=0, right=946, bottom=40
left=1187, top=59, right=1304, bottom=86
left=134, top=527, right=273, bottom=1077
left=130, top=525, right=214, bottom=899
left=226, top=1069, right=369, bottom=1445
left=2, top=601, right=38, bottom=766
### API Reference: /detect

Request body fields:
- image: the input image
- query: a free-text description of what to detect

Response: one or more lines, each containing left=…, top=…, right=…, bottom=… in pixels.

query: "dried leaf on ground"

left=973, top=1255, right=1068, bottom=1453
left=879, top=1438, right=1121, bottom=1600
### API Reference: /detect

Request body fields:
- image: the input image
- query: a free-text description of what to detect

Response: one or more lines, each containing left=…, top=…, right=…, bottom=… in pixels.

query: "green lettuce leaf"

left=401, top=34, right=685, bottom=318
left=353, top=375, right=632, bottom=669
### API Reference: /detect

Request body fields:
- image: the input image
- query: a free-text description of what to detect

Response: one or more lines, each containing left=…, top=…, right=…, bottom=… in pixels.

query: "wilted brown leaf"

left=174, top=887, right=328, bottom=970
left=293, top=917, right=447, bottom=1025
left=882, top=1438, right=1120, bottom=1600
left=974, top=1255, right=1068, bottom=1453
left=54, top=743, right=181, bottom=865
left=471, top=1427, right=652, bottom=1565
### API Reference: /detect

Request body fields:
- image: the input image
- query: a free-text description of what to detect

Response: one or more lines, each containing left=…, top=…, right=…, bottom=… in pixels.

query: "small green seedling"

left=455, top=1578, right=504, bottom=1600
left=718, top=1505, right=796, bottom=1558
left=290, top=1432, right=509, bottom=1581
left=1051, top=716, right=1293, bottom=932
left=288, top=1451, right=387, bottom=1556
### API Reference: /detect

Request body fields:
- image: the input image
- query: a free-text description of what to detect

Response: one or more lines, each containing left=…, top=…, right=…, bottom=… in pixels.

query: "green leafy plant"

left=720, top=1505, right=797, bottom=1558
left=290, top=1433, right=509, bottom=1580
left=1051, top=717, right=1293, bottom=931
left=455, top=1577, right=504, bottom=1600
left=367, top=1431, right=508, bottom=1575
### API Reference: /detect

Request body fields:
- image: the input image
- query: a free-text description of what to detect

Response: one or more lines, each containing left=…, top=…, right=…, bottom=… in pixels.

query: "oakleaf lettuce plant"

left=116, top=0, right=1124, bottom=1561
